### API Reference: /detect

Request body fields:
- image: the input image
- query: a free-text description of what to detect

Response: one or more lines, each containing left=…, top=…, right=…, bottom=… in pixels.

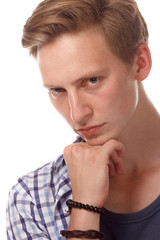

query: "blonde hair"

left=22, top=0, right=149, bottom=64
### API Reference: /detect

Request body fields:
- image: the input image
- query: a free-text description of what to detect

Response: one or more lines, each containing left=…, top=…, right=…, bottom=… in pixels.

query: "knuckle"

left=64, top=144, right=82, bottom=158
left=108, top=139, right=124, bottom=150
left=108, top=139, right=118, bottom=145
left=63, top=145, right=71, bottom=158
left=70, top=144, right=82, bottom=154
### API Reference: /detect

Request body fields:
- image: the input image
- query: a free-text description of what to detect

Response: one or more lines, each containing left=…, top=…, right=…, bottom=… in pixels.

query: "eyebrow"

left=43, top=67, right=109, bottom=89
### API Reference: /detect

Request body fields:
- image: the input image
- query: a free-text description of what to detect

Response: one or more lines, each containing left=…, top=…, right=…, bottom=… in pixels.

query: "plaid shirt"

left=7, top=137, right=83, bottom=240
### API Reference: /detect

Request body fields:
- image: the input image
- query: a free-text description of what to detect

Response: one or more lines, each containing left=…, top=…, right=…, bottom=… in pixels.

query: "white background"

left=0, top=0, right=160, bottom=238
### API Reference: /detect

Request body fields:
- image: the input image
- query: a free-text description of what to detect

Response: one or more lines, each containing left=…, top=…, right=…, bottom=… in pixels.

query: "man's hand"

left=64, top=139, right=125, bottom=207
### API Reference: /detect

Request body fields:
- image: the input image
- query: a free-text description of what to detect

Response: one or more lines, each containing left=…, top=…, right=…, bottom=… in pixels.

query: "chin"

left=84, top=134, right=113, bottom=146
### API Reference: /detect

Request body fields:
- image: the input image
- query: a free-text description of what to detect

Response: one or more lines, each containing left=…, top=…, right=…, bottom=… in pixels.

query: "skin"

left=38, top=26, right=160, bottom=237
left=38, top=27, right=139, bottom=147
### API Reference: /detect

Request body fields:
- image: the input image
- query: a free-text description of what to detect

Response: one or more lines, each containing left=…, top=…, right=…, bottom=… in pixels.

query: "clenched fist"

left=64, top=139, right=125, bottom=207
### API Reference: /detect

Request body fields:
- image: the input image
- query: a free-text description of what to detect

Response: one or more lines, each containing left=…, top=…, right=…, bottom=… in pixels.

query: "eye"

left=88, top=77, right=98, bottom=85
left=82, top=77, right=99, bottom=87
left=49, top=88, right=65, bottom=98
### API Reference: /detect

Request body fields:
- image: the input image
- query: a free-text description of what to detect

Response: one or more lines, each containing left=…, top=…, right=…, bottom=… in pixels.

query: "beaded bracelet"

left=66, top=199, right=106, bottom=215
left=60, top=229, right=104, bottom=239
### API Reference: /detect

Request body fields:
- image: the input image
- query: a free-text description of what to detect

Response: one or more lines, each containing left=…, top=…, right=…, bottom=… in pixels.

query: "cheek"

left=93, top=79, right=138, bottom=119
left=111, top=85, right=139, bottom=130
left=117, top=81, right=139, bottom=117
left=92, top=81, right=121, bottom=113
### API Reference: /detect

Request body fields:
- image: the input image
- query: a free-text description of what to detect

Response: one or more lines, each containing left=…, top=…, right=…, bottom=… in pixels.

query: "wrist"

left=60, top=229, right=104, bottom=239
left=69, top=208, right=100, bottom=231
left=66, top=199, right=106, bottom=215
left=72, top=194, right=107, bottom=208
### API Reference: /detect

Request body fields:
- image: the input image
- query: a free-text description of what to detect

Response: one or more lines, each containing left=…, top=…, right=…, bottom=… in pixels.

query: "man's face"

left=38, top=27, right=138, bottom=146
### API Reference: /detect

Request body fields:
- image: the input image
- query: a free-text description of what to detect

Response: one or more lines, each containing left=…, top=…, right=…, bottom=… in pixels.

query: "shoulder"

left=7, top=136, right=83, bottom=238
left=9, top=154, right=68, bottom=200
left=8, top=136, right=83, bottom=200
left=7, top=155, right=70, bottom=238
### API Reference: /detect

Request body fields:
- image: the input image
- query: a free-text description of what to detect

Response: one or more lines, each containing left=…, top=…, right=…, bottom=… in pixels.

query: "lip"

left=76, top=123, right=106, bottom=137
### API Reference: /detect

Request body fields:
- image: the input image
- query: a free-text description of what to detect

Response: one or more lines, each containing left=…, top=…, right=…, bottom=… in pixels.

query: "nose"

left=68, top=91, right=92, bottom=124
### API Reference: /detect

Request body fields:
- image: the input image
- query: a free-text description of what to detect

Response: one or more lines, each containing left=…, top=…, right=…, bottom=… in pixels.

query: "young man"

left=7, top=0, right=160, bottom=239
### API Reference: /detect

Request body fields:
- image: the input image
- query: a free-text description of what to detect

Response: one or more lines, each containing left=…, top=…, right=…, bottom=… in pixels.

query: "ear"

left=135, top=44, right=152, bottom=81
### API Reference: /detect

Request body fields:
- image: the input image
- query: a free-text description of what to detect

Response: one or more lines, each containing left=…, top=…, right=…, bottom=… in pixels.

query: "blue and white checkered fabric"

left=7, top=137, right=83, bottom=239
left=7, top=155, right=71, bottom=239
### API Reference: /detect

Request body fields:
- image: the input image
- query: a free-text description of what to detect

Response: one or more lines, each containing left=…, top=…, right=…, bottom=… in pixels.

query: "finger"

left=108, top=160, right=116, bottom=176
left=117, top=149, right=125, bottom=158
left=63, top=144, right=72, bottom=160
left=64, top=142, right=84, bottom=154
left=111, top=151, right=125, bottom=175
left=101, top=139, right=125, bottom=161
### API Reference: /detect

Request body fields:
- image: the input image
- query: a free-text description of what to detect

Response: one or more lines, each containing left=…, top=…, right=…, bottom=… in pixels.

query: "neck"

left=119, top=83, right=160, bottom=174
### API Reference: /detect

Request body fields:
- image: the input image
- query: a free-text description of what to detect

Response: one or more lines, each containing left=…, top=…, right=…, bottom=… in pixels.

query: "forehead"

left=38, top=27, right=111, bottom=62
left=37, top=27, right=126, bottom=86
